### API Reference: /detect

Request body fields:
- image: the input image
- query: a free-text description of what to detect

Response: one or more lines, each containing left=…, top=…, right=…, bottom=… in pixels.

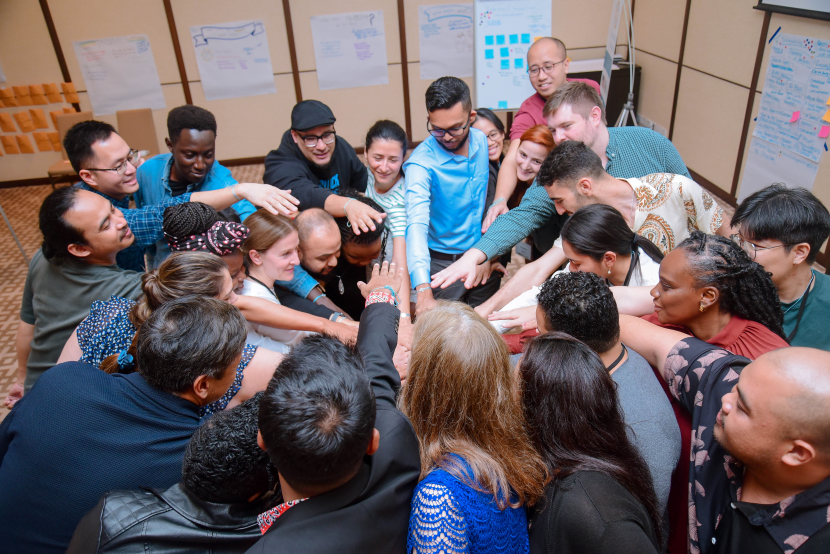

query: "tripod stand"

left=615, top=0, right=638, bottom=128
left=615, top=91, right=639, bottom=127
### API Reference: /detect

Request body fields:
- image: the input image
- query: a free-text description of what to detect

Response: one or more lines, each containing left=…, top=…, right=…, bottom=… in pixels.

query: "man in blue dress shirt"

left=405, top=77, right=499, bottom=316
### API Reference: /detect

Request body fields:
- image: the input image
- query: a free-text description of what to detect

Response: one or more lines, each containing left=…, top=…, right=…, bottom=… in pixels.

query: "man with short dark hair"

left=406, top=77, right=500, bottom=315
left=264, top=100, right=384, bottom=234
left=249, top=262, right=420, bottom=552
left=0, top=297, right=248, bottom=554
left=536, top=271, right=680, bottom=518
left=731, top=184, right=830, bottom=350
left=68, top=393, right=280, bottom=553
left=135, top=104, right=260, bottom=267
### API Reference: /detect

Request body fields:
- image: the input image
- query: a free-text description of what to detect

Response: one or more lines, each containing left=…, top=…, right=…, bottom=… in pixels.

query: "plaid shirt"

left=73, top=182, right=192, bottom=272
left=474, top=126, right=692, bottom=259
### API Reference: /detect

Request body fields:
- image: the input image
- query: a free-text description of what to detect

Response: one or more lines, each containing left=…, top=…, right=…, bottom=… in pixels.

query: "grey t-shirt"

left=20, top=249, right=143, bottom=390
left=612, top=346, right=681, bottom=517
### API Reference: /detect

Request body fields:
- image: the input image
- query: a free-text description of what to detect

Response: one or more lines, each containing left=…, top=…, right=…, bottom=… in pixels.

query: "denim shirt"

left=135, top=153, right=256, bottom=268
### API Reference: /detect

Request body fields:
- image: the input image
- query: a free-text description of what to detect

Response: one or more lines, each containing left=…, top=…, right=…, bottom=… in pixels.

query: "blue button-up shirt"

left=135, top=153, right=256, bottom=268
left=404, top=128, right=490, bottom=287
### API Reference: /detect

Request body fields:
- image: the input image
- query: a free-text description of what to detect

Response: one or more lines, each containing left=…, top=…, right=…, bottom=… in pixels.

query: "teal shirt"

left=782, top=269, right=830, bottom=351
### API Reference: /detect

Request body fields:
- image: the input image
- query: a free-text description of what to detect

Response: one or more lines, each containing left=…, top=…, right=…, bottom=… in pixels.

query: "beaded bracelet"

left=365, top=288, right=398, bottom=307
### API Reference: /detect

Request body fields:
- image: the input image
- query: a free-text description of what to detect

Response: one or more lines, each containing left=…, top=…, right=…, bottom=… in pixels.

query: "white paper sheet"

left=473, top=0, right=551, bottom=110
left=418, top=4, right=473, bottom=80
left=738, top=137, right=819, bottom=202
left=190, top=21, right=277, bottom=101
left=310, top=11, right=389, bottom=91
left=72, top=35, right=166, bottom=116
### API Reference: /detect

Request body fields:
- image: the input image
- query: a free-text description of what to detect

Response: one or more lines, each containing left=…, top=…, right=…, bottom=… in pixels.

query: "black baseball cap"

left=291, top=100, right=336, bottom=132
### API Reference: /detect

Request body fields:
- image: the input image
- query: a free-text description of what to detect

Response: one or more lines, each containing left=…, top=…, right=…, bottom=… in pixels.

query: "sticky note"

left=534, top=36, right=543, bottom=42
left=500, top=59, right=510, bottom=70
left=521, top=34, right=531, bottom=44
left=0, top=87, right=19, bottom=107
left=0, top=146, right=4, bottom=156
left=514, top=58, right=523, bottom=69
left=16, top=135, right=34, bottom=154
left=485, top=49, right=494, bottom=59
left=826, top=95, right=830, bottom=106
left=823, top=108, right=830, bottom=123
left=789, top=111, right=800, bottom=122
left=43, top=83, right=62, bottom=103
left=485, top=36, right=494, bottom=46
left=13, top=111, right=35, bottom=133
left=500, top=47, right=509, bottom=57
left=498, top=101, right=508, bottom=109
left=49, top=110, right=64, bottom=129
left=47, top=131, right=61, bottom=151
left=509, top=34, right=519, bottom=44
left=63, top=107, right=76, bottom=114
left=61, top=82, right=79, bottom=104
left=820, top=125, right=830, bottom=138
left=29, top=85, right=48, bottom=105
left=0, top=113, right=15, bottom=133
left=496, top=35, right=505, bottom=45
left=13, top=85, right=33, bottom=106
left=29, top=109, right=49, bottom=129
left=32, top=131, right=53, bottom=152
left=1, top=136, right=20, bottom=155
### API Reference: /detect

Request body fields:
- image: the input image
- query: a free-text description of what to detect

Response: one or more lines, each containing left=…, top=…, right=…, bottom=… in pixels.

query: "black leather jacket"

left=67, top=483, right=277, bottom=553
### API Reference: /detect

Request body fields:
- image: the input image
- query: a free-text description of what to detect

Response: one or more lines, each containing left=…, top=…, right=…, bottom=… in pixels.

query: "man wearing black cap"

left=264, top=100, right=384, bottom=235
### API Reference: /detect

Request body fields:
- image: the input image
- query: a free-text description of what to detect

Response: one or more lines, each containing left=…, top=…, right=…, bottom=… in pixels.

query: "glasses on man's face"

left=427, top=116, right=471, bottom=138
left=299, top=131, right=336, bottom=149
left=87, top=149, right=142, bottom=175
left=730, top=234, right=792, bottom=260
left=527, top=60, right=566, bottom=77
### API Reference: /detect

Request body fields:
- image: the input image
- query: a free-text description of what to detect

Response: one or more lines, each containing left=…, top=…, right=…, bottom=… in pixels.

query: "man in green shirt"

left=731, top=184, right=830, bottom=350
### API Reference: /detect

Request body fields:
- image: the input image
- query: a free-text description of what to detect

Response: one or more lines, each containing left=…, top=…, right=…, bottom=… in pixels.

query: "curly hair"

left=679, top=232, right=787, bottom=341
left=167, top=104, right=217, bottom=143
left=335, top=188, right=388, bottom=263
left=537, top=271, right=620, bottom=353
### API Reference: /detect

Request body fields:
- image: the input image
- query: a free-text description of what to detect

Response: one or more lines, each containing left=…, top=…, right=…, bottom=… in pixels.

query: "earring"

left=608, top=269, right=612, bottom=275
left=699, top=302, right=706, bottom=312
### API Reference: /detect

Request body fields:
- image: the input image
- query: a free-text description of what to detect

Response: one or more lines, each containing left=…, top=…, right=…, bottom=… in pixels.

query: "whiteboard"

left=473, top=0, right=551, bottom=110
left=755, top=1, right=830, bottom=21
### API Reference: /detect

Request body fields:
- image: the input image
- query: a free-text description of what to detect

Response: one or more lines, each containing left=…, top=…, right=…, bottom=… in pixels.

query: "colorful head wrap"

left=165, top=220, right=250, bottom=256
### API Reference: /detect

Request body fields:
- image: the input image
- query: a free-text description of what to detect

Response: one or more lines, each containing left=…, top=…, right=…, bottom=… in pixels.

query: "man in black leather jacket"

left=67, top=393, right=281, bottom=553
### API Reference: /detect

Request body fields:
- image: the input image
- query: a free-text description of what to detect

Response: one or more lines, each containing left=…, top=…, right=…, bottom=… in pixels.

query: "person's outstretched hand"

left=430, top=249, right=487, bottom=290
left=358, top=261, right=405, bottom=299
left=323, top=320, right=358, bottom=344
left=236, top=184, right=300, bottom=216
left=345, top=198, right=386, bottom=235
left=482, top=202, right=509, bottom=233
left=4, top=382, right=23, bottom=410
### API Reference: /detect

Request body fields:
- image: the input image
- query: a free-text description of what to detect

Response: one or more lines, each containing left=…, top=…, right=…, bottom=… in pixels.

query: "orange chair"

left=116, top=108, right=159, bottom=160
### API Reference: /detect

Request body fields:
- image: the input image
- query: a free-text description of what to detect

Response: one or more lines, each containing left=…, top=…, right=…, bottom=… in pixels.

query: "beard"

left=304, top=265, right=336, bottom=284
left=440, top=129, right=470, bottom=153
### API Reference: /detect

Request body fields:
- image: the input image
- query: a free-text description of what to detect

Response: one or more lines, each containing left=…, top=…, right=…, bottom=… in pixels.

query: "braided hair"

left=335, top=188, right=388, bottom=265
left=679, top=231, right=787, bottom=341
left=163, top=202, right=221, bottom=238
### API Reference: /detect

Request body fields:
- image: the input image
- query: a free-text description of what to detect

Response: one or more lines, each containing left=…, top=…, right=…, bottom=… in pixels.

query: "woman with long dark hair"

left=520, top=333, right=662, bottom=554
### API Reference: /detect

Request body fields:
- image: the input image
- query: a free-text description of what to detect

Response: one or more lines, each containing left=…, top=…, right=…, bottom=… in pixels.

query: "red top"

left=510, top=78, right=602, bottom=140
left=641, top=312, right=788, bottom=360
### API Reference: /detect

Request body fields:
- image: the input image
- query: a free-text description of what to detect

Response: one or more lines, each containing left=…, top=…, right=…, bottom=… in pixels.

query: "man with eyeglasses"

left=731, top=184, right=830, bottom=350
left=405, top=77, right=499, bottom=315
left=482, top=37, right=600, bottom=232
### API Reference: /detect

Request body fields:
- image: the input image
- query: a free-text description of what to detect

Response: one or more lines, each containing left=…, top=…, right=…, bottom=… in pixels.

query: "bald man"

left=620, top=315, right=830, bottom=554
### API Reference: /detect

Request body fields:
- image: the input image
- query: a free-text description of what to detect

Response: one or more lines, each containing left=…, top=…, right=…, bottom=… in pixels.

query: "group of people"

left=1, top=35, right=830, bottom=554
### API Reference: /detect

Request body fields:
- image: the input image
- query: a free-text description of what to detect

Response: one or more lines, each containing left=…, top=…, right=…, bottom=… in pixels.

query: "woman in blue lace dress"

left=59, top=252, right=282, bottom=418
left=398, top=302, right=547, bottom=554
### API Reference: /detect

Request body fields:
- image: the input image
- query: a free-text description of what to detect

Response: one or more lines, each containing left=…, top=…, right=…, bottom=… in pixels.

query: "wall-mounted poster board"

left=473, top=0, right=551, bottom=110
left=754, top=0, right=830, bottom=22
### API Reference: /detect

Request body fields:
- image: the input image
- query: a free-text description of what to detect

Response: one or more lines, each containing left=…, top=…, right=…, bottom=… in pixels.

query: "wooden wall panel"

left=633, top=50, right=677, bottom=130
left=632, top=0, right=687, bottom=63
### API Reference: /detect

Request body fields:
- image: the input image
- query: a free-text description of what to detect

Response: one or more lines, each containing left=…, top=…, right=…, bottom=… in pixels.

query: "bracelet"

left=312, top=293, right=327, bottom=303
left=365, top=288, right=398, bottom=307
left=231, top=183, right=240, bottom=201
left=491, top=197, right=506, bottom=206
left=329, top=312, right=345, bottom=322
left=343, top=198, right=355, bottom=214
left=400, top=313, right=410, bottom=318
left=379, top=285, right=399, bottom=303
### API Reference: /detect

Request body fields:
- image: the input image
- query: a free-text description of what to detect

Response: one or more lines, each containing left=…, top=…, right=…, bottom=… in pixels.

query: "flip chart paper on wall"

left=739, top=138, right=819, bottom=202
left=310, top=11, right=389, bottom=91
left=72, top=35, right=166, bottom=115
left=474, top=0, right=551, bottom=110
left=418, top=4, right=473, bottom=80
left=190, top=21, right=277, bottom=101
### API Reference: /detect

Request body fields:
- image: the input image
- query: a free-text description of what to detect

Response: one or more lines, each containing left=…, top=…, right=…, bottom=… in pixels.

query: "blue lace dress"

left=407, top=456, right=530, bottom=554
left=76, top=295, right=257, bottom=418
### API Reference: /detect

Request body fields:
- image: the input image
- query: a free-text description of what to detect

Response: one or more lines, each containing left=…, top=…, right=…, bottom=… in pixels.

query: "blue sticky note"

left=509, top=34, right=519, bottom=44
left=496, top=35, right=505, bottom=45
left=500, top=59, right=510, bottom=70
left=485, top=35, right=494, bottom=46
left=485, top=49, right=494, bottom=59
left=514, top=58, right=523, bottom=69
left=498, top=101, right=508, bottom=109
left=521, top=34, right=531, bottom=44
left=500, top=47, right=509, bottom=57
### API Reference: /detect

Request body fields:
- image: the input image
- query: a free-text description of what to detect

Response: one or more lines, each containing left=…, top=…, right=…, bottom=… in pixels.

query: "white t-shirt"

left=240, top=278, right=312, bottom=353
left=364, top=173, right=407, bottom=238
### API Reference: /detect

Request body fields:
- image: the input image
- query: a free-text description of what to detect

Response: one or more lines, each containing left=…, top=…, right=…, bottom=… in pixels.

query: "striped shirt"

left=365, top=173, right=407, bottom=238
left=474, top=126, right=692, bottom=259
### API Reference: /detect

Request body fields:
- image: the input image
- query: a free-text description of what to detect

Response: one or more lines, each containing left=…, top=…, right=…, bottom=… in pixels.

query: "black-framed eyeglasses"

left=427, top=116, right=471, bottom=138
left=485, top=130, right=503, bottom=142
left=87, top=149, right=142, bottom=175
left=730, top=234, right=792, bottom=260
left=298, top=130, right=336, bottom=148
left=527, top=60, right=566, bottom=77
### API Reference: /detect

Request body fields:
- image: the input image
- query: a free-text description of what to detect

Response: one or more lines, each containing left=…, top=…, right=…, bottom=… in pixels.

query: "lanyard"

left=786, top=273, right=814, bottom=343
left=606, top=344, right=627, bottom=373
left=246, top=275, right=280, bottom=302
left=623, top=248, right=640, bottom=287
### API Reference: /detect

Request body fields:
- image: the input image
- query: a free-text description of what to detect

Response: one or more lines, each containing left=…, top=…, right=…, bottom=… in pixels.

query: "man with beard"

left=405, top=77, right=499, bottom=316
left=263, top=100, right=385, bottom=235
left=619, top=315, right=830, bottom=554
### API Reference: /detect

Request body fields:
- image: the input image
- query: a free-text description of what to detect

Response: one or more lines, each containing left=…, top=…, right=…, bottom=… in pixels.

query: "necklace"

left=783, top=272, right=814, bottom=314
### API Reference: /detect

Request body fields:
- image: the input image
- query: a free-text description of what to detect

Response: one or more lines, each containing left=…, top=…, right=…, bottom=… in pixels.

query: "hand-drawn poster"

left=72, top=35, right=166, bottom=115
left=419, top=5, right=474, bottom=80
left=191, top=21, right=277, bottom=101
left=310, top=11, right=389, bottom=91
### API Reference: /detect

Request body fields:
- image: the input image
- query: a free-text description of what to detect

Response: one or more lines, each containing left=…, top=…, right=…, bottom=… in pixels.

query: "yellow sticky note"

left=16, top=135, right=35, bottom=154
left=29, top=108, right=49, bottom=129
left=13, top=111, right=35, bottom=133
left=43, top=83, right=63, bottom=103
left=47, top=131, right=61, bottom=151
left=61, top=82, right=79, bottom=104
left=32, top=131, right=53, bottom=152
left=823, top=108, right=830, bottom=123
left=0, top=112, right=15, bottom=133
left=1, top=135, right=20, bottom=155
left=63, top=107, right=76, bottom=114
